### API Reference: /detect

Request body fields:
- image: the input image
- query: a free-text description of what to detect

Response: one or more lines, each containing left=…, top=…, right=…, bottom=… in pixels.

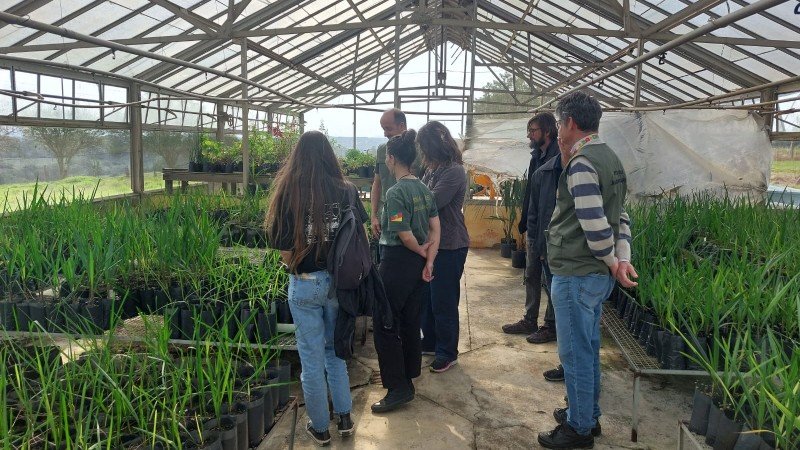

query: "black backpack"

left=327, top=185, right=372, bottom=298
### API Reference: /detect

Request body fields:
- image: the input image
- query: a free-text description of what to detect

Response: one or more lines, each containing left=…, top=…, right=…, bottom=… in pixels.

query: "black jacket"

left=334, top=265, right=392, bottom=359
left=529, top=154, right=562, bottom=257
left=519, top=139, right=560, bottom=237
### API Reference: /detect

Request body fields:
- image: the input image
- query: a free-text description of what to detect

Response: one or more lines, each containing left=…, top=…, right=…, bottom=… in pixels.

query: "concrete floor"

left=264, top=248, right=700, bottom=450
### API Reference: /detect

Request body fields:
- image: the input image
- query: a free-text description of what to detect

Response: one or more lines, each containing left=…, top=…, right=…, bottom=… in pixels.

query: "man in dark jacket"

left=529, top=153, right=567, bottom=382
left=502, top=113, right=560, bottom=343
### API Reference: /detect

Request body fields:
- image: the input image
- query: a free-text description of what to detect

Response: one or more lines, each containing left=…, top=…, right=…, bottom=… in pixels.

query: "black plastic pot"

left=203, top=416, right=238, bottom=450
left=257, top=382, right=277, bottom=433
left=27, top=302, right=48, bottom=331
left=732, top=425, right=768, bottom=450
left=706, top=403, right=722, bottom=446
left=79, top=297, right=110, bottom=334
left=181, top=307, right=197, bottom=340
left=267, top=359, right=291, bottom=407
left=254, top=304, right=277, bottom=344
left=198, top=307, right=218, bottom=340
left=276, top=302, right=292, bottom=324
left=140, top=287, right=156, bottom=313
left=0, top=301, right=17, bottom=330
left=638, top=313, right=654, bottom=346
left=499, top=242, right=514, bottom=258
left=658, top=331, right=685, bottom=370
left=355, top=166, right=370, bottom=178
left=654, top=329, right=665, bottom=361
left=239, top=306, right=256, bottom=341
left=220, top=402, right=248, bottom=450
left=243, top=391, right=265, bottom=448
left=165, top=306, right=183, bottom=339
left=510, top=250, right=526, bottom=268
left=615, top=292, right=628, bottom=318
left=187, top=429, right=222, bottom=450
left=714, top=411, right=742, bottom=450
left=623, top=300, right=637, bottom=330
left=154, top=289, right=170, bottom=312
left=689, top=387, right=713, bottom=435
left=685, top=334, right=709, bottom=370
left=15, top=302, right=31, bottom=332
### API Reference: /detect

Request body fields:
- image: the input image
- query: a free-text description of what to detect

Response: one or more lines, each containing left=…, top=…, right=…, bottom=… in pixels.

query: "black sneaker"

left=537, top=423, right=594, bottom=449
left=305, top=421, right=331, bottom=446
left=502, top=319, right=538, bottom=335
left=527, top=326, right=557, bottom=344
left=371, top=388, right=414, bottom=413
left=430, top=358, right=458, bottom=373
left=553, top=407, right=601, bottom=437
left=337, top=413, right=354, bottom=437
left=543, top=364, right=565, bottom=382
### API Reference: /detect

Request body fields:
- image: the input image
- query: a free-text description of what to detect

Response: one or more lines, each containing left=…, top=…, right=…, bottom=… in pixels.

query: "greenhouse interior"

left=1, top=0, right=799, bottom=449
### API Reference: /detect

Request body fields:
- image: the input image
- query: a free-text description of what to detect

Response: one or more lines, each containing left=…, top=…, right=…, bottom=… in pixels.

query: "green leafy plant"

left=488, top=176, right=525, bottom=244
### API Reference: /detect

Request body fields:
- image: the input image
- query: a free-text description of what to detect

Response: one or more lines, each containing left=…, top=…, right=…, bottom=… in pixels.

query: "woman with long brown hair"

left=266, top=130, right=366, bottom=446
left=416, top=121, right=470, bottom=373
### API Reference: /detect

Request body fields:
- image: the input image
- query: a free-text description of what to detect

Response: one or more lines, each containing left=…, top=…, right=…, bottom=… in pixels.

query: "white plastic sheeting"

left=463, top=110, right=772, bottom=201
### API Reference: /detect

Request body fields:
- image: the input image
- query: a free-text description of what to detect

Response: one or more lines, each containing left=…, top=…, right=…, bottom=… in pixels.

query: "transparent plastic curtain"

left=463, top=110, right=771, bottom=201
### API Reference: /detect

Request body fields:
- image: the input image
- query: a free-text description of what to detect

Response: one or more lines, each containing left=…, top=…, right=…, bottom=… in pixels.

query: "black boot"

left=371, top=387, right=414, bottom=413
left=537, top=423, right=594, bottom=449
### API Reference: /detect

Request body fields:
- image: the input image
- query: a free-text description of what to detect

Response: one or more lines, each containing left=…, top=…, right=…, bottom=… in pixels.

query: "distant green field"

left=1, top=174, right=164, bottom=211
left=770, top=159, right=800, bottom=189
left=772, top=160, right=800, bottom=173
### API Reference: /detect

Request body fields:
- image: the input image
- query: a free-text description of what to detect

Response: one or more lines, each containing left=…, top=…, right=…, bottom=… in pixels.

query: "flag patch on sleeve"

left=389, top=212, right=403, bottom=222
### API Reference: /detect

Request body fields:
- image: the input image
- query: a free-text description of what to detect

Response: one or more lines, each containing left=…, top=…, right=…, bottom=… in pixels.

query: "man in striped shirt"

left=538, top=91, right=638, bottom=450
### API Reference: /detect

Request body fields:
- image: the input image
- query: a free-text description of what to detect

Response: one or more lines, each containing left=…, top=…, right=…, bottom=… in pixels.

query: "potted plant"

left=511, top=232, right=526, bottom=268
left=489, top=177, right=525, bottom=258
left=198, top=134, right=221, bottom=172
left=342, top=149, right=376, bottom=178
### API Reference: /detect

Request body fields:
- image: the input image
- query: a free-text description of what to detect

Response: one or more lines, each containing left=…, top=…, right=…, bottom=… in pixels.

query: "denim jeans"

left=288, top=271, right=351, bottom=433
left=421, top=247, right=468, bottom=361
left=551, top=273, right=615, bottom=436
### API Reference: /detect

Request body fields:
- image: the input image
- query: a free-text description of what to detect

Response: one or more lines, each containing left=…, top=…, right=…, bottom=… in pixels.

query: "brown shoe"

left=526, top=326, right=557, bottom=344
left=502, top=319, right=538, bottom=335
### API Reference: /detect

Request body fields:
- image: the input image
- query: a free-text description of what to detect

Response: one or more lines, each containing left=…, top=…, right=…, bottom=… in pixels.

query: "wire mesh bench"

left=600, top=303, right=709, bottom=442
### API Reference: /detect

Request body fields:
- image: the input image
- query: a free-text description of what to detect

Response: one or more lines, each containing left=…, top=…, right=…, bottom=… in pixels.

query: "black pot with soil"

left=511, top=249, right=526, bottom=268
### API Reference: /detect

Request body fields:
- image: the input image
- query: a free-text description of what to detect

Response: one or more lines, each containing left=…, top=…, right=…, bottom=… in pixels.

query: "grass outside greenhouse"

left=1, top=175, right=164, bottom=211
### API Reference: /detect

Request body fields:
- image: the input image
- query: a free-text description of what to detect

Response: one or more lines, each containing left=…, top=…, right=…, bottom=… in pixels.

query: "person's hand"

left=370, top=216, right=381, bottom=239
left=613, top=260, right=638, bottom=288
left=422, top=261, right=434, bottom=282
left=418, top=241, right=431, bottom=258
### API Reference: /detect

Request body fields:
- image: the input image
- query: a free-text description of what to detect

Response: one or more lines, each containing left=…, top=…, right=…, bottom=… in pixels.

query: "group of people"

left=266, top=91, right=638, bottom=449
left=503, top=92, right=638, bottom=448
left=266, top=109, right=468, bottom=446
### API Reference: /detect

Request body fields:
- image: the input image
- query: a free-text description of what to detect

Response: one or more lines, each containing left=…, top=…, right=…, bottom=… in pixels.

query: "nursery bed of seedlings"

left=625, top=194, right=800, bottom=448
left=1, top=187, right=298, bottom=449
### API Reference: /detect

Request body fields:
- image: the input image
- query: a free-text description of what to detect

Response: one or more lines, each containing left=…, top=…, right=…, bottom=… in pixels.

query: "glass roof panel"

left=0, top=26, right=37, bottom=46
left=734, top=54, right=794, bottom=83
left=59, top=3, right=135, bottom=36
left=97, top=13, right=162, bottom=41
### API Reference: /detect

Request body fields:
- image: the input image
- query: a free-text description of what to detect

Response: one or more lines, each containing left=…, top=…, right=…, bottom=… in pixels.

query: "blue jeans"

left=551, top=273, right=615, bottom=436
left=288, top=271, right=351, bottom=433
left=421, top=247, right=468, bottom=361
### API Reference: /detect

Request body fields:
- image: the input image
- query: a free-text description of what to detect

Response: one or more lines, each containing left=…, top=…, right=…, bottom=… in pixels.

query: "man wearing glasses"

left=538, top=91, right=638, bottom=449
left=501, top=113, right=560, bottom=347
